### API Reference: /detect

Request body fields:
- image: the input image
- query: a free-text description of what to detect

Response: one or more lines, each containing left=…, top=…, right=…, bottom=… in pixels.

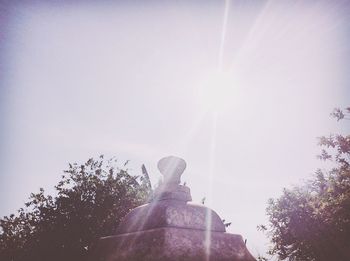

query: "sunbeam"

left=218, top=0, right=231, bottom=71
left=205, top=0, right=231, bottom=256
left=205, top=112, right=218, bottom=261
left=229, top=0, right=273, bottom=75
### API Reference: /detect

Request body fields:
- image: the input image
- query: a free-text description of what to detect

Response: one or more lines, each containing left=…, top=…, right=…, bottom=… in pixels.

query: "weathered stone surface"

left=93, top=227, right=256, bottom=261
left=153, top=184, right=192, bottom=202
left=90, top=156, right=256, bottom=261
left=117, top=199, right=226, bottom=234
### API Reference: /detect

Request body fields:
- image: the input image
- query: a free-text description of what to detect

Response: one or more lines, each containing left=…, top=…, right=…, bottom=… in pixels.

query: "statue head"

left=157, top=156, right=186, bottom=185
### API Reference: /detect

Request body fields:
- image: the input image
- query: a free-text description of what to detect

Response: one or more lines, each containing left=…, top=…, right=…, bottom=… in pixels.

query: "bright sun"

left=196, top=71, right=237, bottom=112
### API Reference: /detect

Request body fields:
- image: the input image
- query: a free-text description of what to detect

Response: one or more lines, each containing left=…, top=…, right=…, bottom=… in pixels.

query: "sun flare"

left=196, top=72, right=238, bottom=112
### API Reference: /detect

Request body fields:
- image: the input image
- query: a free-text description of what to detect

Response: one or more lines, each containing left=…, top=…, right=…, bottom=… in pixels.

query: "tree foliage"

left=261, top=107, right=350, bottom=261
left=0, top=156, right=152, bottom=261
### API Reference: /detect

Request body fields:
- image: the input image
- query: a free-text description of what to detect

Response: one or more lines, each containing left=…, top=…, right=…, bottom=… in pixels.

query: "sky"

left=1, top=0, right=350, bottom=257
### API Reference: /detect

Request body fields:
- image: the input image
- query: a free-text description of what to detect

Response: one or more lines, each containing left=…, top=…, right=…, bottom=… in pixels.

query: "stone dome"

left=117, top=199, right=226, bottom=234
left=117, top=156, right=226, bottom=234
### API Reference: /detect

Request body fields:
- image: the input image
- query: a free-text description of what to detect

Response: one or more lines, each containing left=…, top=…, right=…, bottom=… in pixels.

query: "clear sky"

left=1, top=0, right=350, bottom=257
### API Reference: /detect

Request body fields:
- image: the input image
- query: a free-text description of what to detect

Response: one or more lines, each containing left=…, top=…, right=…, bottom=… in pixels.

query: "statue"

left=91, top=156, right=256, bottom=261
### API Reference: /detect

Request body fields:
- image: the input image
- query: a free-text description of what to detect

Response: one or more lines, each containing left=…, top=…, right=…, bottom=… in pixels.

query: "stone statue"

left=91, top=156, right=256, bottom=261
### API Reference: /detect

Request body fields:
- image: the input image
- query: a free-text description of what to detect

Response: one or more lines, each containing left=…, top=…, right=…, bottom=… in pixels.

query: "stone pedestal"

left=94, top=227, right=255, bottom=261
left=91, top=156, right=256, bottom=261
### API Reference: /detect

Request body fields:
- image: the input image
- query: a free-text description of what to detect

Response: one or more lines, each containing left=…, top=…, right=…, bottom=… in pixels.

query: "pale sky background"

left=1, top=0, right=350, bottom=257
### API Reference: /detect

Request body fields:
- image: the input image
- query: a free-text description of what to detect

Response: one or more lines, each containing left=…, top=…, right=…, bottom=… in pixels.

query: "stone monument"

left=91, top=156, right=256, bottom=261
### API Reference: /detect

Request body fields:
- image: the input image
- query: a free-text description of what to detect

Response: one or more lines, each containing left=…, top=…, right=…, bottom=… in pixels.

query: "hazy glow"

left=1, top=1, right=349, bottom=258
left=197, top=72, right=238, bottom=112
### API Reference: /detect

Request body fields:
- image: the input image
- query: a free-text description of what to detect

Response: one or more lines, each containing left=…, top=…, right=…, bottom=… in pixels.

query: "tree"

left=260, top=107, right=350, bottom=261
left=0, top=156, right=152, bottom=261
